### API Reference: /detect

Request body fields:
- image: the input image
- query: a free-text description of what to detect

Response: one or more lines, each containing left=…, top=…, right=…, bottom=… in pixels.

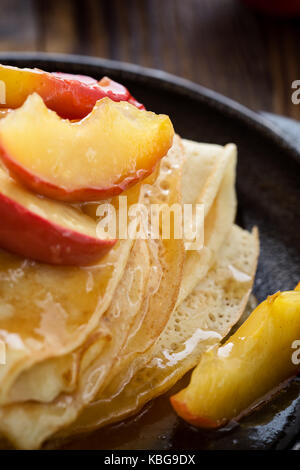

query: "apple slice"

left=52, top=73, right=144, bottom=109
left=0, top=93, right=174, bottom=202
left=0, top=64, right=143, bottom=119
left=0, top=167, right=115, bottom=265
left=171, top=286, right=300, bottom=428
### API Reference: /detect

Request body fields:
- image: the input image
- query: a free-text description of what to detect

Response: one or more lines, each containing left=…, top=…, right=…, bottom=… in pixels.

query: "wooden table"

left=1, top=0, right=300, bottom=119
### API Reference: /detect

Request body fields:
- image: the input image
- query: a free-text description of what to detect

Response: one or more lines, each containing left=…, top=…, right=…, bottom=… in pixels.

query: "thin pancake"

left=93, top=139, right=237, bottom=406
left=65, top=224, right=258, bottom=435
left=5, top=239, right=151, bottom=404
left=59, top=135, right=245, bottom=436
left=0, top=136, right=185, bottom=449
left=95, top=136, right=186, bottom=398
left=178, top=140, right=237, bottom=305
left=0, top=157, right=161, bottom=405
left=0, top=236, right=132, bottom=405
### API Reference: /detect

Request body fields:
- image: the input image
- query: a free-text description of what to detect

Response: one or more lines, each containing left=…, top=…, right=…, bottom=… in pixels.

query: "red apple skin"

left=99, top=76, right=145, bottom=110
left=0, top=65, right=144, bottom=119
left=170, top=396, right=223, bottom=429
left=52, top=72, right=98, bottom=85
left=0, top=144, right=154, bottom=202
left=53, top=74, right=145, bottom=110
left=46, top=73, right=144, bottom=116
left=0, top=191, right=116, bottom=265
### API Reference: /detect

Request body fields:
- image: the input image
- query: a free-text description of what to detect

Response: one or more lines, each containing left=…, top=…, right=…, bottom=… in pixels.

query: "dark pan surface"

left=0, top=53, right=299, bottom=450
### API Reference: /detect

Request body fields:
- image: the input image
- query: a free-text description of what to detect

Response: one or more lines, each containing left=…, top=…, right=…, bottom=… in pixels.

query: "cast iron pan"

left=0, top=53, right=299, bottom=450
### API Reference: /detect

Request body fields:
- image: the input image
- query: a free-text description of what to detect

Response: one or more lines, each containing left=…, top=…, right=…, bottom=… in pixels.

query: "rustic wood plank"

left=34, top=0, right=75, bottom=53
left=0, top=0, right=37, bottom=51
left=0, top=0, right=299, bottom=119
left=74, top=0, right=274, bottom=113
left=168, top=0, right=274, bottom=111
left=262, top=15, right=300, bottom=120
left=85, top=0, right=109, bottom=58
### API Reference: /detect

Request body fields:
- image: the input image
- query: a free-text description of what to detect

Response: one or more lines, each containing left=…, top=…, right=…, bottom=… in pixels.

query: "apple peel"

left=0, top=168, right=115, bottom=265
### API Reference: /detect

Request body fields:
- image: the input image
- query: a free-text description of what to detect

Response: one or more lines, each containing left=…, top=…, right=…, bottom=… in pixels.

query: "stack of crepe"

left=0, top=135, right=258, bottom=449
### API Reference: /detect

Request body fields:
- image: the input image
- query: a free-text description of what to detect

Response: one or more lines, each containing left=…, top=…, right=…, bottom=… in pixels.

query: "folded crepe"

left=0, top=136, right=259, bottom=449
left=67, top=139, right=239, bottom=427
left=0, top=135, right=185, bottom=449
left=63, top=140, right=257, bottom=436
left=66, top=224, right=258, bottom=435
left=178, top=140, right=237, bottom=305
left=0, top=135, right=184, bottom=406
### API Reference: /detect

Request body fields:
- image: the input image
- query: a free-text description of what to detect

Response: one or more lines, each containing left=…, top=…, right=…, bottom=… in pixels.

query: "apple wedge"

left=0, top=93, right=174, bottom=202
left=0, top=167, right=115, bottom=265
left=0, top=64, right=143, bottom=119
left=171, top=286, right=300, bottom=428
left=52, top=74, right=144, bottom=109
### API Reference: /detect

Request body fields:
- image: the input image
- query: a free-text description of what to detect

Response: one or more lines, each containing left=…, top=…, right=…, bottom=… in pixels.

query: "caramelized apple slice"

left=52, top=72, right=98, bottom=85
left=0, top=94, right=174, bottom=202
left=0, top=167, right=115, bottom=265
left=0, top=64, right=143, bottom=118
left=171, top=287, right=300, bottom=428
left=52, top=74, right=144, bottom=109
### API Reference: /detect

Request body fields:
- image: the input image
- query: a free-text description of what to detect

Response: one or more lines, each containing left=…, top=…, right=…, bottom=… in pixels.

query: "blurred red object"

left=241, top=0, right=300, bottom=16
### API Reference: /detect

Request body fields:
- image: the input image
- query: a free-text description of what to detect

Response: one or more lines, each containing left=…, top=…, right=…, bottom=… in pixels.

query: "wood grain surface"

left=0, top=0, right=299, bottom=118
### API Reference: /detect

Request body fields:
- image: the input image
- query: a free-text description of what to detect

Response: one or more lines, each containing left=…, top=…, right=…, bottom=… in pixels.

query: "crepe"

left=0, top=135, right=259, bottom=449
left=0, top=135, right=185, bottom=449
left=75, top=139, right=238, bottom=415
left=1, top=137, right=232, bottom=404
left=0, top=235, right=132, bottom=405
left=178, top=140, right=237, bottom=305
left=4, top=239, right=150, bottom=404
left=66, top=224, right=258, bottom=435
left=0, top=145, right=166, bottom=405
left=89, top=136, right=187, bottom=398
